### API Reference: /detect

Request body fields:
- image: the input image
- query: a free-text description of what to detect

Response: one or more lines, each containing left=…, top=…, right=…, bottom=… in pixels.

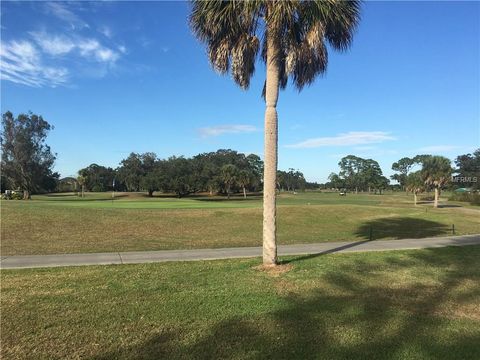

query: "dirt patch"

left=252, top=263, right=293, bottom=277
left=433, top=302, right=480, bottom=321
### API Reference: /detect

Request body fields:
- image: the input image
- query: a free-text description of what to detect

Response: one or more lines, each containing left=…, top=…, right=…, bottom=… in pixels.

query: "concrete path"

left=1, top=234, right=479, bottom=270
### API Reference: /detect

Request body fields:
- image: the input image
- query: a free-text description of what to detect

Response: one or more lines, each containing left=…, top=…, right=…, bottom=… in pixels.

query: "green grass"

left=2, top=246, right=479, bottom=359
left=2, top=192, right=479, bottom=255
left=22, top=191, right=384, bottom=209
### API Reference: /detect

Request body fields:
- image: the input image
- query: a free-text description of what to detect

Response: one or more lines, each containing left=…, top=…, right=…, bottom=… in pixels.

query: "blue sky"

left=1, top=1, right=479, bottom=182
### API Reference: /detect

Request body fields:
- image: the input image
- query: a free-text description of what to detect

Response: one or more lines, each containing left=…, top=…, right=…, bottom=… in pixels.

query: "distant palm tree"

left=421, top=156, right=452, bottom=208
left=221, top=164, right=238, bottom=200
left=237, top=169, right=251, bottom=199
left=77, top=175, right=86, bottom=198
left=190, top=1, right=361, bottom=265
left=406, top=171, right=424, bottom=206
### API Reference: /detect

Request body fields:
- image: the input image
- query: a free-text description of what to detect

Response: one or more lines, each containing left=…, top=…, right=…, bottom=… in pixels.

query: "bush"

left=92, top=185, right=104, bottom=192
left=449, top=192, right=480, bottom=206
left=419, top=195, right=435, bottom=201
left=2, top=191, right=24, bottom=200
left=12, top=192, right=24, bottom=200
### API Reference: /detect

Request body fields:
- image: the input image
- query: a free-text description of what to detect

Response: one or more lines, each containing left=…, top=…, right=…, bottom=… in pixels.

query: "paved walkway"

left=1, top=234, right=479, bottom=269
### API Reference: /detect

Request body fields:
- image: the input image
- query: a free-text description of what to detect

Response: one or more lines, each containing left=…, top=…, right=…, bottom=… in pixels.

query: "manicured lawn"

left=1, top=192, right=479, bottom=255
left=27, top=191, right=386, bottom=208
left=2, top=246, right=479, bottom=359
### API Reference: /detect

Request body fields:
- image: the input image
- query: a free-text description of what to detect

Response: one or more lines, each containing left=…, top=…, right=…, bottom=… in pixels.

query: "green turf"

left=19, top=191, right=384, bottom=210
left=2, top=246, right=479, bottom=359
left=1, top=192, right=479, bottom=255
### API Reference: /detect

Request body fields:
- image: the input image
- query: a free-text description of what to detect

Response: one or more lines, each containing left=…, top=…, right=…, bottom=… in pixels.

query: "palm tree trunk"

left=262, top=26, right=280, bottom=266
left=434, top=187, right=439, bottom=208
left=243, top=186, right=246, bottom=199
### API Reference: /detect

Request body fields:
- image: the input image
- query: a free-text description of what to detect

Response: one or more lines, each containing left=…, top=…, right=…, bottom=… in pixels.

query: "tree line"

left=69, top=150, right=313, bottom=198
left=2, top=111, right=478, bottom=202
left=323, top=151, right=479, bottom=208
left=396, top=152, right=479, bottom=207
left=75, top=150, right=263, bottom=198
left=1, top=112, right=314, bottom=198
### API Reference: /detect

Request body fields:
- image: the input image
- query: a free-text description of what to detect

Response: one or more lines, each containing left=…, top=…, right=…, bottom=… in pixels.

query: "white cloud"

left=199, top=124, right=259, bottom=138
left=77, top=39, right=99, bottom=54
left=99, top=25, right=113, bottom=38
left=1, top=31, right=121, bottom=87
left=0, top=40, right=68, bottom=87
left=30, top=31, right=74, bottom=55
left=418, top=145, right=460, bottom=153
left=77, top=39, right=119, bottom=63
left=45, top=2, right=89, bottom=30
left=29, top=32, right=120, bottom=64
left=95, top=48, right=118, bottom=62
left=286, top=131, right=396, bottom=149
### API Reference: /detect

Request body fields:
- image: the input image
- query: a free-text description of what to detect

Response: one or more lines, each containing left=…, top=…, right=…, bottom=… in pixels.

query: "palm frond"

left=231, top=34, right=260, bottom=88
left=190, top=1, right=262, bottom=88
left=307, top=0, right=361, bottom=51
left=190, top=0, right=361, bottom=93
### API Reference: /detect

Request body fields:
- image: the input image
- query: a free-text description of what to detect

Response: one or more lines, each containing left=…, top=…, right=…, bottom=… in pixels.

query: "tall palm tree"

left=190, top=1, right=361, bottom=265
left=421, top=156, right=452, bottom=208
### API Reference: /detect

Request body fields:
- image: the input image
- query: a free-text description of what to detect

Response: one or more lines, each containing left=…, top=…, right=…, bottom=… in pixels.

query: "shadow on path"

left=280, top=239, right=373, bottom=264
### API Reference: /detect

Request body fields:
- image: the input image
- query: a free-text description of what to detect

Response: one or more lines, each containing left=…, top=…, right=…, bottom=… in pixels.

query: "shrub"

left=12, top=192, right=24, bottom=200
left=449, top=192, right=480, bottom=206
left=419, top=195, right=435, bottom=201
left=92, top=185, right=104, bottom=192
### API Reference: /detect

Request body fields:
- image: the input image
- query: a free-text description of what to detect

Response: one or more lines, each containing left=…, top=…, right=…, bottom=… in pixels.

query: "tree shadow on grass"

left=193, top=196, right=263, bottom=202
left=43, top=193, right=78, bottom=197
left=354, top=217, right=451, bottom=240
left=41, top=193, right=129, bottom=201
left=145, top=193, right=263, bottom=201
left=93, top=246, right=480, bottom=360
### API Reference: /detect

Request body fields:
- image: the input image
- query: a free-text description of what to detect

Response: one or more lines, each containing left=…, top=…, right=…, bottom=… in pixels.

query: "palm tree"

left=405, top=171, right=424, bottom=206
left=221, top=164, right=238, bottom=199
left=421, top=156, right=452, bottom=208
left=190, top=1, right=361, bottom=265
left=77, top=175, right=86, bottom=198
left=237, top=169, right=251, bottom=199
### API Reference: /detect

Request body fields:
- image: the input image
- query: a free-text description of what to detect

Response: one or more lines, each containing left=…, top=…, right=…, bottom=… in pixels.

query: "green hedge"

left=449, top=192, right=480, bottom=206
